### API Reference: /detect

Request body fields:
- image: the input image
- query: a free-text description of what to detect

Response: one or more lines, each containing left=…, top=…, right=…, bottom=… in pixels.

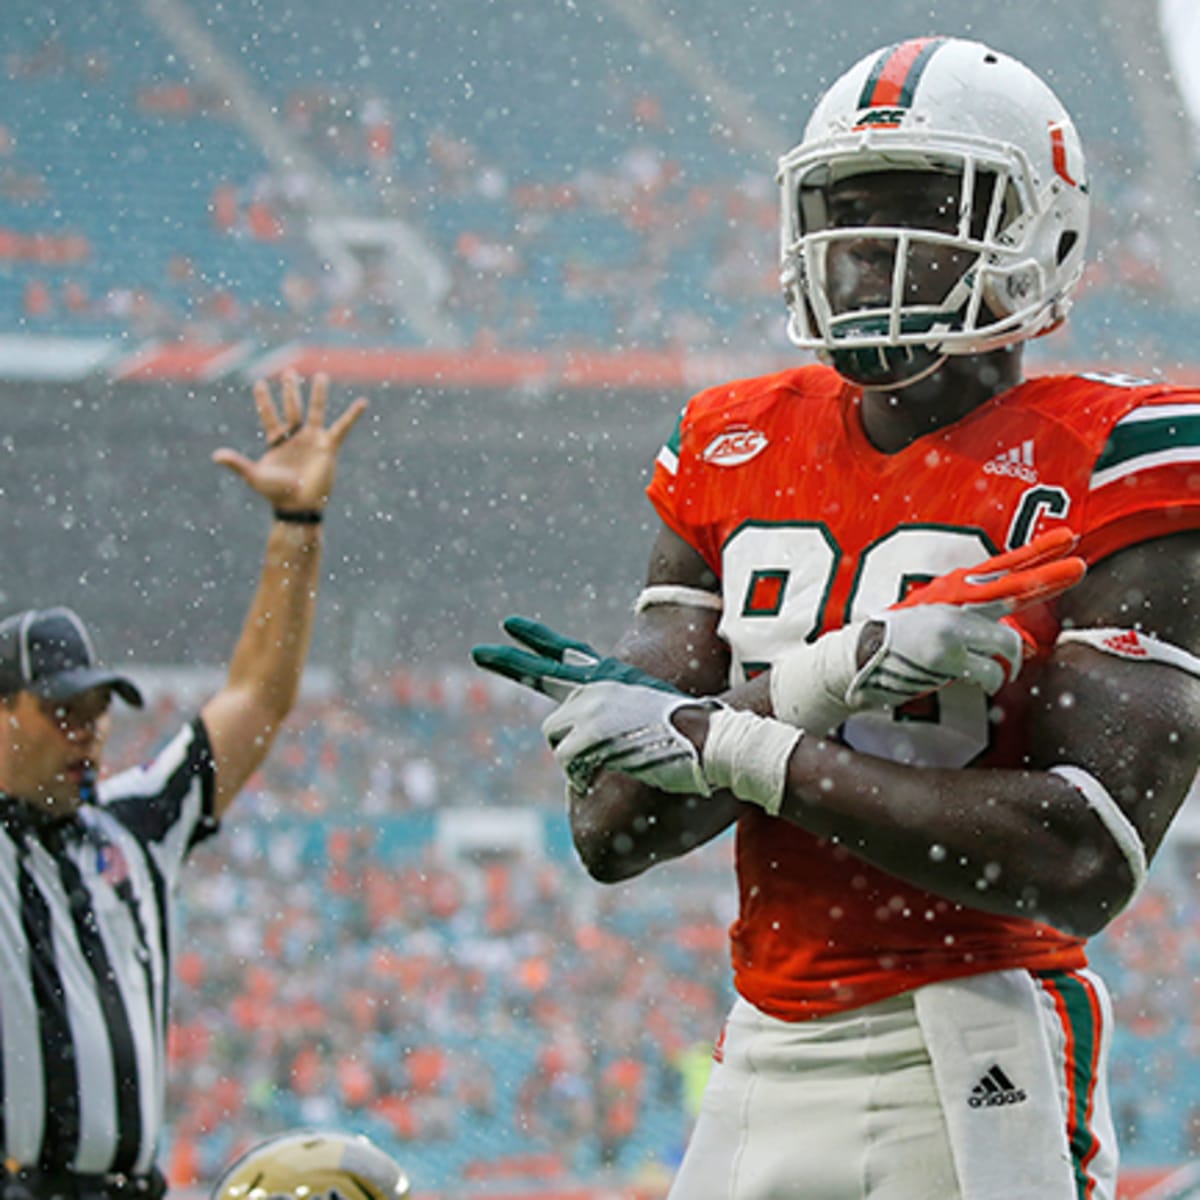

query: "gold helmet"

left=211, top=1130, right=411, bottom=1200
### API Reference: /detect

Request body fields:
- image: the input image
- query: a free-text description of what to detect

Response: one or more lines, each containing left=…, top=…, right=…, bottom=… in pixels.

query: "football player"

left=474, top=37, right=1200, bottom=1200
left=210, top=1130, right=410, bottom=1200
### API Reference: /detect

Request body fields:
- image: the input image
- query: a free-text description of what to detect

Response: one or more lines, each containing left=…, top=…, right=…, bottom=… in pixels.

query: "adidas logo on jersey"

left=702, top=427, right=769, bottom=466
left=983, top=439, right=1038, bottom=483
left=1101, top=629, right=1149, bottom=657
left=968, top=1064, right=1027, bottom=1109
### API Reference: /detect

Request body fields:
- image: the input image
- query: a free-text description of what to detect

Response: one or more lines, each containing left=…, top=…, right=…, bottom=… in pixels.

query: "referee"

left=0, top=373, right=366, bottom=1200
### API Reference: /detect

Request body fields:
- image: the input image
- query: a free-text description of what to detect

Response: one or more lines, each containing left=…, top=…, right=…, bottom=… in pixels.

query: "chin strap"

left=820, top=254, right=985, bottom=389
left=826, top=343, right=949, bottom=390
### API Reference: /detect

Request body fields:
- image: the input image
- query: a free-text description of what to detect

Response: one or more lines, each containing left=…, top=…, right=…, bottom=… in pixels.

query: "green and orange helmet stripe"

left=854, top=37, right=948, bottom=127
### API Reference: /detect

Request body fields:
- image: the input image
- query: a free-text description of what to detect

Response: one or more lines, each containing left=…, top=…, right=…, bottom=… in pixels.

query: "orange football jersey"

left=646, top=363, right=1200, bottom=1020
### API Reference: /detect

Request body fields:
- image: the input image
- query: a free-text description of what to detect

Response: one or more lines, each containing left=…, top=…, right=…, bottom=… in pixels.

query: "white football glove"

left=476, top=618, right=804, bottom=812
left=543, top=680, right=805, bottom=816
left=542, top=680, right=721, bottom=795
left=771, top=602, right=1023, bottom=733
left=769, top=530, right=1086, bottom=735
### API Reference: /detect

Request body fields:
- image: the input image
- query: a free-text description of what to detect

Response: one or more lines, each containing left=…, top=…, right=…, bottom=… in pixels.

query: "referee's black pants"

left=2, top=1166, right=166, bottom=1200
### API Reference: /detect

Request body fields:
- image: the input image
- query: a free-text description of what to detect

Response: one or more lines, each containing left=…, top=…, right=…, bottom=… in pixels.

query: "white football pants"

left=667, top=970, right=1117, bottom=1200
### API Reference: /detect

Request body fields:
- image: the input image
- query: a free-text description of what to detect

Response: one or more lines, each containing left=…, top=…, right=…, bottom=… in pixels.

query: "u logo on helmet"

left=1049, top=122, right=1079, bottom=187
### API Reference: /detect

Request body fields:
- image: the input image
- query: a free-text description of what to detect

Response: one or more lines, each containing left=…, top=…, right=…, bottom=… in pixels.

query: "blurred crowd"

left=99, top=674, right=1200, bottom=1190
left=1090, top=859, right=1200, bottom=1164
left=7, top=11, right=1200, bottom=1190
left=0, top=38, right=1183, bottom=358
left=106, top=677, right=735, bottom=1191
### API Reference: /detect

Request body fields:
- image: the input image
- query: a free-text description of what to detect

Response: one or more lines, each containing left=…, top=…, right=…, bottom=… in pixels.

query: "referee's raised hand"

left=202, top=369, right=368, bottom=817
left=211, top=370, right=368, bottom=515
left=0, top=368, right=372, bottom=1196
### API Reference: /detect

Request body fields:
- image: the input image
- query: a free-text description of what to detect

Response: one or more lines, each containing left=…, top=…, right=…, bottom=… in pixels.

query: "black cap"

left=0, top=607, right=143, bottom=708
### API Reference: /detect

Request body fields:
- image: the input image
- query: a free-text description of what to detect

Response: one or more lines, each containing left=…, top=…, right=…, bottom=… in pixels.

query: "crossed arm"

left=563, top=523, right=1200, bottom=937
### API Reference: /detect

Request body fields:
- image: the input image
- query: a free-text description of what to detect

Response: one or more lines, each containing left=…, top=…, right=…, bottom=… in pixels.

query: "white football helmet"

left=211, top=1131, right=411, bottom=1200
left=778, top=37, right=1089, bottom=388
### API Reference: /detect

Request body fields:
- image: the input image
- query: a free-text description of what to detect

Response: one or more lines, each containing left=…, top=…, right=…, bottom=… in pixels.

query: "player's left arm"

left=201, top=372, right=366, bottom=819
left=1032, top=527, right=1200, bottom=867
left=673, top=528, right=1200, bottom=936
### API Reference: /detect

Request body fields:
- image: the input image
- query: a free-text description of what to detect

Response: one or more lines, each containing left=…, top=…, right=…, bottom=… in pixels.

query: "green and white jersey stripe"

left=655, top=410, right=686, bottom=476
left=1091, top=403, right=1200, bottom=490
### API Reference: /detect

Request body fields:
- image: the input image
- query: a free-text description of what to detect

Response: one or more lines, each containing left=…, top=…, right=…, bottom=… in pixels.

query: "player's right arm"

left=568, top=521, right=742, bottom=882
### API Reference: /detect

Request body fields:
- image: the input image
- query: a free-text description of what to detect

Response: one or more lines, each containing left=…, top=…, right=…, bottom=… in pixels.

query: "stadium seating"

left=0, top=0, right=1191, bottom=358
left=104, top=682, right=1200, bottom=1190
left=6, top=1, right=1199, bottom=1189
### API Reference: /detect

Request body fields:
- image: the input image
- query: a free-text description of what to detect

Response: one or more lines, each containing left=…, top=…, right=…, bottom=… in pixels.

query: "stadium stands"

left=102, top=679, right=1200, bottom=1192
left=0, top=0, right=1191, bottom=357
left=0, top=0, right=294, bottom=340
left=5, top=1, right=1200, bottom=1192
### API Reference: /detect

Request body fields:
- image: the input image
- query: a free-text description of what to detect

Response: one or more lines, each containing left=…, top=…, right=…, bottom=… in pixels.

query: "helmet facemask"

left=779, top=139, right=1067, bottom=389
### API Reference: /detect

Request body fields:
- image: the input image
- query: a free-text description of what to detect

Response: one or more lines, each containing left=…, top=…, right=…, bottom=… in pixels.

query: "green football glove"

left=470, top=616, right=683, bottom=703
left=542, top=678, right=721, bottom=795
left=473, top=616, right=802, bottom=806
left=472, top=617, right=709, bottom=792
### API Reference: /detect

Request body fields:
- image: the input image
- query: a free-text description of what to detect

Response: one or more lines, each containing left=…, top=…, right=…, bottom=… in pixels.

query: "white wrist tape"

left=1057, top=626, right=1200, bottom=679
left=702, top=707, right=803, bottom=816
left=769, top=624, right=861, bottom=735
left=1049, top=764, right=1148, bottom=906
left=634, top=585, right=724, bottom=614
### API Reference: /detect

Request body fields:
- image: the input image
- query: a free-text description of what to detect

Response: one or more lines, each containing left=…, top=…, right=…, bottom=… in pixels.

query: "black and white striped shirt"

left=0, top=719, right=217, bottom=1176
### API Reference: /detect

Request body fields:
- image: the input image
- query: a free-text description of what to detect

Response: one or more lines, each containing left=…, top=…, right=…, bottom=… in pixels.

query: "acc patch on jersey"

left=701, top=427, right=769, bottom=467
